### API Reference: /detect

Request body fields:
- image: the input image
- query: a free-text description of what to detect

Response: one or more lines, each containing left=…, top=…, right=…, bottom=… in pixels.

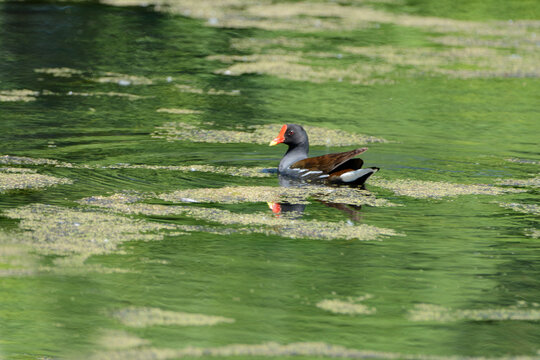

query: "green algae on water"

left=157, top=108, right=203, bottom=115
left=370, top=178, right=526, bottom=199
left=153, top=122, right=386, bottom=146
left=317, top=295, right=376, bottom=315
left=0, top=170, right=72, bottom=191
left=103, top=164, right=271, bottom=178
left=111, top=307, right=235, bottom=327
left=175, top=84, right=240, bottom=96
left=159, top=185, right=396, bottom=207
left=66, top=91, right=150, bottom=100
left=0, top=155, right=65, bottom=166
left=97, top=330, right=149, bottom=350
left=34, top=67, right=84, bottom=77
left=89, top=341, right=540, bottom=360
left=499, top=202, right=540, bottom=215
left=341, top=45, right=540, bottom=79
left=505, top=158, right=540, bottom=165
left=95, top=72, right=153, bottom=85
left=409, top=303, right=540, bottom=322
left=526, top=228, right=540, bottom=238
left=0, top=155, right=271, bottom=178
left=496, top=176, right=540, bottom=187
left=2, top=204, right=179, bottom=258
left=0, top=89, right=39, bottom=102
left=81, top=193, right=399, bottom=241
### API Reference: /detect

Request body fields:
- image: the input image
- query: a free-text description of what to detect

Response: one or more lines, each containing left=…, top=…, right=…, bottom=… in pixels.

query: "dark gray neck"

left=278, top=141, right=309, bottom=172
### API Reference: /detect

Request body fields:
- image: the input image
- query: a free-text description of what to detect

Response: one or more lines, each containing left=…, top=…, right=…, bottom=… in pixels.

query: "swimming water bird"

left=269, top=124, right=379, bottom=186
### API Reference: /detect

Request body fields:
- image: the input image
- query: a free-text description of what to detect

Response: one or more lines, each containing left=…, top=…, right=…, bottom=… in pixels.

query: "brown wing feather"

left=290, top=148, right=368, bottom=173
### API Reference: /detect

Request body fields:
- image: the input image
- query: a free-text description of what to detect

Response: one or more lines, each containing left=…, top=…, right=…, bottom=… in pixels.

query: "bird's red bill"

left=267, top=202, right=281, bottom=216
left=269, top=124, right=287, bottom=146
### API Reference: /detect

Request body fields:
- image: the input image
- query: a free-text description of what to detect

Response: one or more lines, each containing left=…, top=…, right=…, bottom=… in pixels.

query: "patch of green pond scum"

left=498, top=202, right=540, bottom=215
left=0, top=155, right=67, bottom=166
left=0, top=204, right=180, bottom=261
left=35, top=67, right=153, bottom=85
left=152, top=122, right=387, bottom=146
left=89, top=342, right=540, bottom=360
left=175, top=84, right=240, bottom=96
left=0, top=89, right=39, bottom=102
left=127, top=0, right=539, bottom=85
left=496, top=176, right=540, bottom=187
left=370, top=178, right=526, bottom=199
left=97, top=330, right=149, bottom=350
left=104, top=164, right=271, bottom=178
left=1, top=154, right=271, bottom=178
left=0, top=167, right=72, bottom=191
left=409, top=303, right=540, bottom=322
left=159, top=185, right=396, bottom=207
left=111, top=307, right=235, bottom=328
left=156, top=108, right=202, bottom=114
left=316, top=295, right=376, bottom=315
left=506, top=158, right=540, bottom=165
left=80, top=193, right=399, bottom=241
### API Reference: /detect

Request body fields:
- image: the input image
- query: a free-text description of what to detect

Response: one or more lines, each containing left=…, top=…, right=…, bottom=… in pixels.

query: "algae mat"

left=0, top=1, right=539, bottom=359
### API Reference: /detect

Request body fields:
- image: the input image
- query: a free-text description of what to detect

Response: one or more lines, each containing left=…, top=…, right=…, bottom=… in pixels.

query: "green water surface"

left=0, top=1, right=539, bottom=359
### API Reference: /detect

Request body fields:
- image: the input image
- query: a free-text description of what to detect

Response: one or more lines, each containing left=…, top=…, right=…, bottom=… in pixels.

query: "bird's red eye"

left=289, top=131, right=294, bottom=135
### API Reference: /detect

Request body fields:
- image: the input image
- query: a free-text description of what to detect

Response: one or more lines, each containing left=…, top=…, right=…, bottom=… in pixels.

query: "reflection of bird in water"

left=267, top=201, right=306, bottom=219
left=268, top=173, right=365, bottom=222
left=269, top=124, right=379, bottom=187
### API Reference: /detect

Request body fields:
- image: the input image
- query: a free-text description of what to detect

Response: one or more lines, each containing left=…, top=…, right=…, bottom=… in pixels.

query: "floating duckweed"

left=429, top=35, right=538, bottom=52
left=409, top=303, right=540, bottom=322
left=2, top=204, right=178, bottom=258
left=159, top=186, right=395, bottom=207
left=66, top=91, right=149, bottom=100
left=153, top=122, right=386, bottom=146
left=0, top=172, right=72, bottom=191
left=370, top=178, right=525, bottom=199
left=34, top=67, right=84, bottom=77
left=0, top=155, right=63, bottom=166
left=0, top=167, right=37, bottom=173
left=0, top=155, right=272, bottom=178
left=212, top=53, right=394, bottom=85
left=505, top=158, right=540, bottom=165
left=0, top=89, right=39, bottom=102
left=82, top=194, right=398, bottom=241
left=496, top=177, right=540, bottom=187
left=95, top=72, right=153, bottom=85
left=175, top=84, right=204, bottom=94
left=89, top=340, right=540, bottom=360
left=157, top=108, right=202, bottom=115
left=103, top=164, right=271, bottom=177
left=112, top=307, right=235, bottom=327
left=342, top=45, right=540, bottom=79
left=499, top=202, right=540, bottom=215
left=317, top=295, right=376, bottom=315
left=175, top=84, right=240, bottom=96
left=98, top=330, right=149, bottom=350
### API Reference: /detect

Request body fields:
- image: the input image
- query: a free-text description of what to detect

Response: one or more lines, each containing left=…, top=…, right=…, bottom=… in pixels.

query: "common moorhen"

left=269, top=124, right=379, bottom=186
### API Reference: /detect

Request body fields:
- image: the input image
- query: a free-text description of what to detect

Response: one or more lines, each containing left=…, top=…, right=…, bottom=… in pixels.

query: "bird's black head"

left=269, top=124, right=308, bottom=147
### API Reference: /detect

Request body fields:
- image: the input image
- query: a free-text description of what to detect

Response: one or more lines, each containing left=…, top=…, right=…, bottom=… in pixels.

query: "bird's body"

left=270, top=124, right=378, bottom=187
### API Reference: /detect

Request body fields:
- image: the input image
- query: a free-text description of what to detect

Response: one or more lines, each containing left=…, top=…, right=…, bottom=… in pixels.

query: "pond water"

left=0, top=1, right=539, bottom=359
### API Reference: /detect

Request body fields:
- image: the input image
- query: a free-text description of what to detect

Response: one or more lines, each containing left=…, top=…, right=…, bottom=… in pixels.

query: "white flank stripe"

left=340, top=168, right=375, bottom=182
